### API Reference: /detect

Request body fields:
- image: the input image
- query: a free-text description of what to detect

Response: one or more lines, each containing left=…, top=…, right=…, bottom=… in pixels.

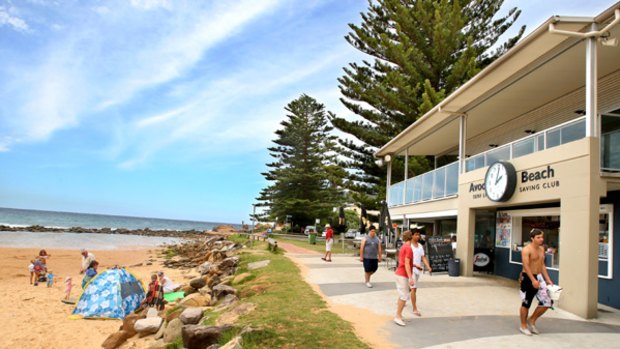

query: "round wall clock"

left=484, top=161, right=517, bottom=202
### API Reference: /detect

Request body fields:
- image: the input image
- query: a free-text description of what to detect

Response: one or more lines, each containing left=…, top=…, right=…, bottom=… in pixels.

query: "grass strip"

left=225, top=243, right=370, bottom=349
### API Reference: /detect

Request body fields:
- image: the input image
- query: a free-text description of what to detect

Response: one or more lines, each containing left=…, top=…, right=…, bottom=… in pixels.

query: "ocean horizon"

left=0, top=207, right=240, bottom=231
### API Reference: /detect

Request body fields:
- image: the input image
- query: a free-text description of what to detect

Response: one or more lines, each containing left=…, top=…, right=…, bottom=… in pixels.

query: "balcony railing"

left=387, top=115, right=620, bottom=207
left=465, top=117, right=586, bottom=172
left=388, top=162, right=459, bottom=206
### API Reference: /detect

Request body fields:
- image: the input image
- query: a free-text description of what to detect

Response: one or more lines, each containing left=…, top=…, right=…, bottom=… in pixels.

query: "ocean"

left=0, top=207, right=239, bottom=249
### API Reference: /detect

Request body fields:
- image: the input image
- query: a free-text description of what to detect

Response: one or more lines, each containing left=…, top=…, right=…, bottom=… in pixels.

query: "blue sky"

left=0, top=0, right=614, bottom=224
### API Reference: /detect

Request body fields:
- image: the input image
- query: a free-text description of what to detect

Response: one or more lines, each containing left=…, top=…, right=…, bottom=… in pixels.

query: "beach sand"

left=0, top=247, right=186, bottom=349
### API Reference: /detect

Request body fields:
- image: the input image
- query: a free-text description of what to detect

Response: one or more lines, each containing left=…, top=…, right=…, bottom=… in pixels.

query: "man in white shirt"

left=80, top=249, right=96, bottom=274
left=411, top=230, right=432, bottom=316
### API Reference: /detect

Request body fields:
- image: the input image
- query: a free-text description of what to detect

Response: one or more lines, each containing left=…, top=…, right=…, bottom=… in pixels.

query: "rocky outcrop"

left=0, top=224, right=240, bottom=238
left=182, top=324, right=233, bottom=349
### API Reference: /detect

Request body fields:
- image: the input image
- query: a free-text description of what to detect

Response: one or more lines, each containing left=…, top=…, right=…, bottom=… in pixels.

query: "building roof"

left=376, top=3, right=620, bottom=158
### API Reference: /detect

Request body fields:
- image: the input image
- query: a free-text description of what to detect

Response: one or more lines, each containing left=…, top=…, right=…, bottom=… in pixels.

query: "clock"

left=484, top=161, right=516, bottom=202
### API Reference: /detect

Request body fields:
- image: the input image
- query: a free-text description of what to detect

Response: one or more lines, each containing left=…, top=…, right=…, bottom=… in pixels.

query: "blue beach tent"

left=71, top=268, right=145, bottom=319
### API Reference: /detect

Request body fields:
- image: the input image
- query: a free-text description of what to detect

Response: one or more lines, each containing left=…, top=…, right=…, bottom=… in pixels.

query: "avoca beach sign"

left=469, top=164, right=559, bottom=200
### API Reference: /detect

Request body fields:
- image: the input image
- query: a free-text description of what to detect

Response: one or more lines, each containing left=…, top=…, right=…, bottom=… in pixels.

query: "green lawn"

left=218, top=236, right=369, bottom=348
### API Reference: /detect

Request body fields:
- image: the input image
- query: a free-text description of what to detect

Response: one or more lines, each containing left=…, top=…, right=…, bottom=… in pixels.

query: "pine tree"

left=332, top=0, right=524, bottom=208
left=256, top=95, right=345, bottom=229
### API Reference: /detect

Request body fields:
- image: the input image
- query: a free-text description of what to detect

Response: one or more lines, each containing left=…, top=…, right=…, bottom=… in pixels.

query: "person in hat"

left=79, top=248, right=96, bottom=274
left=321, top=224, right=334, bottom=262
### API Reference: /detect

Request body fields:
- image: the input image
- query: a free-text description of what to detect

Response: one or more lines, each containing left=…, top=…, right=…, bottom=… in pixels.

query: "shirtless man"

left=519, top=229, right=554, bottom=335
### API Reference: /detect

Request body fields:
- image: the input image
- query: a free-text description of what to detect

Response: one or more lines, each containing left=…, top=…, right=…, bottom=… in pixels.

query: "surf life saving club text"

left=469, top=165, right=559, bottom=199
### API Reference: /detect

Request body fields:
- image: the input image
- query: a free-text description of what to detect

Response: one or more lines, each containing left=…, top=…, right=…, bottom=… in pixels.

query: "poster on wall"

left=496, top=212, right=511, bottom=248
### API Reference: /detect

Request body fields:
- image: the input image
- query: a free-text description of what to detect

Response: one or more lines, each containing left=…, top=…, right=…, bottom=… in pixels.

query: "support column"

left=585, top=24, right=598, bottom=137
left=403, top=149, right=409, bottom=205
left=386, top=159, right=392, bottom=204
left=559, top=138, right=600, bottom=318
left=459, top=115, right=467, bottom=174
left=456, top=206, right=476, bottom=276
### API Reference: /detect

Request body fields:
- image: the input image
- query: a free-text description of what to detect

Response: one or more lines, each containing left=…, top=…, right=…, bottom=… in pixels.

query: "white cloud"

left=129, top=0, right=172, bottom=11
left=0, top=6, right=29, bottom=32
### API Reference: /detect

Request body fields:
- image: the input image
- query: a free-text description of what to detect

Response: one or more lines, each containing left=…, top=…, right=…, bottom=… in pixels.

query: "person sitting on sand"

left=144, top=274, right=165, bottom=310
left=81, top=260, right=99, bottom=289
left=80, top=249, right=96, bottom=274
left=157, top=271, right=181, bottom=293
left=32, top=257, right=46, bottom=286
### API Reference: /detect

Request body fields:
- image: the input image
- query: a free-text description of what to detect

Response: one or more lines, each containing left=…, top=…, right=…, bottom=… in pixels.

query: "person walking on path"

left=360, top=225, right=382, bottom=288
left=322, top=224, right=334, bottom=262
left=394, top=230, right=414, bottom=326
left=411, top=229, right=432, bottom=316
left=79, top=248, right=96, bottom=274
left=519, top=228, right=554, bottom=336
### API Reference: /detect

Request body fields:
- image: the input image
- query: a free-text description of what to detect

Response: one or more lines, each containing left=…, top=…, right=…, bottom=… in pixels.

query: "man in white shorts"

left=411, top=229, right=432, bottom=316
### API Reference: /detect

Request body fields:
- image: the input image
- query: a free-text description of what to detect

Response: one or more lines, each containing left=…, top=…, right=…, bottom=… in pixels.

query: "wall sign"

left=469, top=164, right=560, bottom=200
left=496, top=212, right=511, bottom=248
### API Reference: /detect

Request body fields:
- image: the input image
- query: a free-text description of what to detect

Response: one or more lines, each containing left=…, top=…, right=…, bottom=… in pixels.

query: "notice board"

left=426, top=237, right=453, bottom=272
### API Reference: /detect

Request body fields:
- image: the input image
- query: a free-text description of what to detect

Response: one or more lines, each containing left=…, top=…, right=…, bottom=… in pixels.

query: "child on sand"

left=144, top=274, right=165, bottom=310
left=46, top=271, right=55, bottom=288
left=64, top=276, right=73, bottom=300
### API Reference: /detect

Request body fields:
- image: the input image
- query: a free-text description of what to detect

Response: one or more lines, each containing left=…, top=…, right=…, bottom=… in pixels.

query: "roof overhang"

left=376, top=3, right=620, bottom=158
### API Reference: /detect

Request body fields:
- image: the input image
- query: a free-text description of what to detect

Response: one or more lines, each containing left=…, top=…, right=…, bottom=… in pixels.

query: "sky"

left=0, top=0, right=615, bottom=224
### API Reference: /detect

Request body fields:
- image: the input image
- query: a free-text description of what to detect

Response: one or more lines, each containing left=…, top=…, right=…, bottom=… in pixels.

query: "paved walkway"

left=281, top=243, right=620, bottom=348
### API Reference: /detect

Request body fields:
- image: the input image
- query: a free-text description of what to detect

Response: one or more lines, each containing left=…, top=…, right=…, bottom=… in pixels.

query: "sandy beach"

left=0, top=247, right=186, bottom=349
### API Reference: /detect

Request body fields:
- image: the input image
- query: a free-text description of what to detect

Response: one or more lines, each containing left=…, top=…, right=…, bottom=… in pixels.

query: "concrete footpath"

left=282, top=245, right=620, bottom=349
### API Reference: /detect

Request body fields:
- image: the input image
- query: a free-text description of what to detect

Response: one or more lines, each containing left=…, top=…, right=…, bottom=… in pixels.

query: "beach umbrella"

left=379, top=201, right=393, bottom=245
left=337, top=207, right=346, bottom=234
left=359, top=205, right=368, bottom=235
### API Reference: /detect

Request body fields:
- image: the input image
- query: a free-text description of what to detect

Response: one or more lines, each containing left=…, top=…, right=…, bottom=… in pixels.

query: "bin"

left=308, top=233, right=317, bottom=245
left=448, top=258, right=460, bottom=277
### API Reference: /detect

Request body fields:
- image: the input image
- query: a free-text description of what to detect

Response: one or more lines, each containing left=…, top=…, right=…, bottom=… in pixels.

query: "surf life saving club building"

left=377, top=3, right=620, bottom=318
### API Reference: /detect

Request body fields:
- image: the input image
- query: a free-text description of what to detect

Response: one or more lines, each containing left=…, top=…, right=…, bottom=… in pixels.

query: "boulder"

left=247, top=260, right=270, bottom=270
left=189, top=277, right=207, bottom=289
left=180, top=293, right=211, bottom=307
left=146, top=307, right=159, bottom=318
left=220, top=335, right=243, bottom=349
left=134, top=317, right=163, bottom=335
left=182, top=325, right=233, bottom=349
left=163, top=318, right=183, bottom=343
left=122, top=313, right=144, bottom=337
left=148, top=339, right=167, bottom=349
left=232, top=272, right=252, bottom=284
left=215, top=294, right=239, bottom=310
left=181, top=285, right=197, bottom=295
left=198, top=285, right=212, bottom=297
left=197, top=261, right=215, bottom=275
left=212, top=284, right=237, bottom=299
left=180, top=307, right=204, bottom=325
left=101, top=330, right=129, bottom=349
left=207, top=275, right=221, bottom=289
left=154, top=320, right=167, bottom=339
left=216, top=303, right=256, bottom=326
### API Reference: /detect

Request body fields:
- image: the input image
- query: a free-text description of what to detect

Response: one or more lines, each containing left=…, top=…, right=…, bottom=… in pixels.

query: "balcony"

left=388, top=162, right=459, bottom=206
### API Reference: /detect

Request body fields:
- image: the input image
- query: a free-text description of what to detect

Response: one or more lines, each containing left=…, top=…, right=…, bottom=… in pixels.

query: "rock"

left=181, top=285, right=197, bottom=295
left=122, top=313, right=144, bottom=337
left=220, top=335, right=243, bottom=349
left=189, top=277, right=207, bottom=289
left=182, top=325, right=233, bottom=349
left=247, top=260, right=270, bottom=270
left=215, top=294, right=239, bottom=310
left=207, top=275, right=221, bottom=289
left=180, top=293, right=211, bottom=307
left=198, top=285, right=212, bottom=297
left=101, top=330, right=129, bottom=349
left=212, top=284, right=237, bottom=299
left=134, top=317, right=163, bottom=335
left=180, top=307, right=204, bottom=325
left=197, top=261, right=215, bottom=275
left=233, top=272, right=252, bottom=284
left=165, top=308, right=182, bottom=322
left=216, top=303, right=256, bottom=326
left=146, top=307, right=159, bottom=318
left=164, top=318, right=183, bottom=343
left=154, top=320, right=167, bottom=339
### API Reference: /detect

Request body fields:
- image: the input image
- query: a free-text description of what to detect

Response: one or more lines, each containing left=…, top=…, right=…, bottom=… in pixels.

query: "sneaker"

left=394, top=317, right=405, bottom=326
left=519, top=327, right=532, bottom=336
left=528, top=322, right=540, bottom=335
left=366, top=282, right=373, bottom=288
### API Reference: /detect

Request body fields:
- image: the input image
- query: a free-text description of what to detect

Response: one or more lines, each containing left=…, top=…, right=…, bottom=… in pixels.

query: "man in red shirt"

left=322, top=224, right=334, bottom=262
left=393, top=230, right=414, bottom=326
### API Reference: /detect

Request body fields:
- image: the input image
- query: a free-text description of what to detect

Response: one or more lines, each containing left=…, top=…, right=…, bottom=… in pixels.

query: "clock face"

left=484, top=161, right=516, bottom=202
